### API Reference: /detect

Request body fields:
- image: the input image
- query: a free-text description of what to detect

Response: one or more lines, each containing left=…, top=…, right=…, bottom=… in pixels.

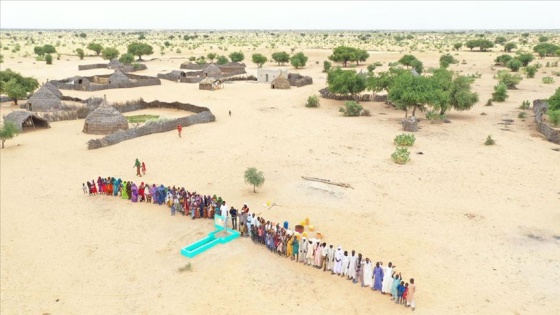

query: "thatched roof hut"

left=108, top=70, right=130, bottom=84
left=43, top=82, right=63, bottom=98
left=107, top=59, right=123, bottom=69
left=199, top=77, right=215, bottom=90
left=27, top=84, right=62, bottom=111
left=202, top=64, right=221, bottom=77
left=271, top=72, right=291, bottom=89
left=82, top=95, right=129, bottom=135
left=3, top=111, right=51, bottom=132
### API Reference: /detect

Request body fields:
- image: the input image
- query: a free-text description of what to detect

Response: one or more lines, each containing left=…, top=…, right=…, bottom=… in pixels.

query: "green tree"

left=506, top=58, right=522, bottom=72
left=244, top=167, right=265, bottom=193
left=206, top=52, right=217, bottom=63
left=538, top=36, right=549, bottom=43
left=428, top=68, right=479, bottom=115
left=478, top=39, right=494, bottom=51
left=388, top=70, right=431, bottom=117
left=251, top=53, right=267, bottom=67
left=328, top=46, right=368, bottom=67
left=127, top=42, right=153, bottom=61
left=45, top=54, right=53, bottom=65
left=79, top=32, right=87, bottom=38
left=33, top=46, right=45, bottom=56
left=327, top=68, right=366, bottom=99
left=492, top=83, right=508, bottom=102
left=504, top=42, right=517, bottom=52
left=0, top=69, right=39, bottom=105
left=495, top=54, right=513, bottom=65
left=495, top=36, right=507, bottom=45
left=101, top=47, right=120, bottom=60
left=228, top=51, right=245, bottom=63
left=453, top=43, right=463, bottom=51
left=0, top=121, right=20, bottom=149
left=76, top=48, right=85, bottom=60
left=533, top=43, right=560, bottom=57
left=465, top=40, right=477, bottom=51
left=216, top=55, right=229, bottom=65
left=290, top=52, right=308, bottom=69
left=410, top=59, right=423, bottom=74
left=547, top=87, right=560, bottom=111
left=516, top=53, right=534, bottom=66
left=119, top=53, right=134, bottom=65
left=271, top=51, right=290, bottom=65
left=439, top=54, right=458, bottom=68
left=87, top=42, right=103, bottom=56
left=398, top=54, right=418, bottom=68
left=367, top=63, right=376, bottom=72
left=42, top=44, right=56, bottom=54
left=366, top=67, right=406, bottom=94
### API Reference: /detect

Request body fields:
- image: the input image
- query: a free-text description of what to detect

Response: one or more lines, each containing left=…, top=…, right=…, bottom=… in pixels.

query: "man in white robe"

left=306, top=239, right=315, bottom=266
left=363, top=258, right=374, bottom=288
left=334, top=246, right=343, bottom=275
left=382, top=262, right=394, bottom=294
left=326, top=244, right=335, bottom=272
left=300, top=237, right=307, bottom=263
left=348, top=250, right=357, bottom=280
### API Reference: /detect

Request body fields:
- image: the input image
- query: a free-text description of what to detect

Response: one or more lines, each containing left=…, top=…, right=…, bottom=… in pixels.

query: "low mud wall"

left=533, top=100, right=560, bottom=144
left=86, top=100, right=215, bottom=149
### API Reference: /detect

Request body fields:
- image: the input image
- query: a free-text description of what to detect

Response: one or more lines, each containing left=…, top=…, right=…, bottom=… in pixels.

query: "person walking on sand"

left=177, top=125, right=182, bottom=138
left=141, top=162, right=146, bottom=176
left=134, top=158, right=142, bottom=177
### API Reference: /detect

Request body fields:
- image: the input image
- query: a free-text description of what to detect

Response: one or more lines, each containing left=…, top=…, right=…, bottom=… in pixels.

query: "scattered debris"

left=302, top=176, right=353, bottom=189
left=177, top=262, right=193, bottom=273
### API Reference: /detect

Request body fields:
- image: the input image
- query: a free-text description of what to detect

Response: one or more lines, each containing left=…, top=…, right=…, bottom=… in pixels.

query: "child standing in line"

left=397, top=281, right=405, bottom=304
left=402, top=283, right=409, bottom=305
left=141, top=162, right=146, bottom=176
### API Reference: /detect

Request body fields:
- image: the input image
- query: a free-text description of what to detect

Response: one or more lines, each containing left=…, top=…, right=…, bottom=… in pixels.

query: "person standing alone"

left=134, top=158, right=142, bottom=177
left=177, top=125, right=182, bottom=138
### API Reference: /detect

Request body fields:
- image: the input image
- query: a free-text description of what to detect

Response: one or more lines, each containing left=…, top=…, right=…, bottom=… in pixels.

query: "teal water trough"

left=180, top=215, right=240, bottom=258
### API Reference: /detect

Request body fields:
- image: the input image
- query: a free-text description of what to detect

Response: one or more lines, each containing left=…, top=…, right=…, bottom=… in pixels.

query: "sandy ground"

left=1, top=45, right=560, bottom=315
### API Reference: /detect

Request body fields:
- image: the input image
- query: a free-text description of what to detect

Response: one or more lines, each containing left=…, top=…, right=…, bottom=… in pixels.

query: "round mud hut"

left=199, top=77, right=215, bottom=90
left=271, top=73, right=291, bottom=89
left=82, top=95, right=129, bottom=135
left=27, top=84, right=63, bottom=111
left=108, top=70, right=130, bottom=84
left=202, top=64, right=222, bottom=77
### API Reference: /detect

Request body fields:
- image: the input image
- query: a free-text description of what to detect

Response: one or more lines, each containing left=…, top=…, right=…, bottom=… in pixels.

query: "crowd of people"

left=83, top=176, right=417, bottom=311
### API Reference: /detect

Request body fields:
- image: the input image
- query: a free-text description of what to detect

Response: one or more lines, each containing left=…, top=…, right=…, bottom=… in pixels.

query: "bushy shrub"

left=394, top=133, right=416, bottom=146
left=45, top=54, right=52, bottom=64
left=524, top=65, right=537, bottom=78
left=305, top=95, right=320, bottom=108
left=339, top=101, right=363, bottom=116
left=492, top=83, right=508, bottom=102
left=391, top=147, right=411, bottom=164
left=495, top=70, right=522, bottom=89
left=323, top=60, right=332, bottom=73
left=518, top=112, right=528, bottom=119
left=548, top=110, right=560, bottom=127
left=542, top=76, right=555, bottom=84
left=519, top=100, right=531, bottom=109
left=484, top=135, right=495, bottom=146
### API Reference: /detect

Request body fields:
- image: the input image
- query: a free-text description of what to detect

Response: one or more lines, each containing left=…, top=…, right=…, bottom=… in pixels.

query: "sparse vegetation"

left=125, top=115, right=160, bottom=123
left=391, top=147, right=411, bottom=164
left=484, top=135, right=496, bottom=145
left=244, top=167, right=265, bottom=193
left=394, top=133, right=416, bottom=146
left=542, top=76, right=555, bottom=84
left=305, top=95, right=320, bottom=108
left=492, top=83, right=508, bottom=102
left=339, top=101, right=363, bottom=116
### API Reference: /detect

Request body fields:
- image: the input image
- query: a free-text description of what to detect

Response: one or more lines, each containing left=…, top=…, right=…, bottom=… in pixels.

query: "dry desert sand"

left=1, top=31, right=560, bottom=315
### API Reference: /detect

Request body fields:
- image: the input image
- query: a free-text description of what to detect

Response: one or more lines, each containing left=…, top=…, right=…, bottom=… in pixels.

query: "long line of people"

left=83, top=176, right=417, bottom=311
